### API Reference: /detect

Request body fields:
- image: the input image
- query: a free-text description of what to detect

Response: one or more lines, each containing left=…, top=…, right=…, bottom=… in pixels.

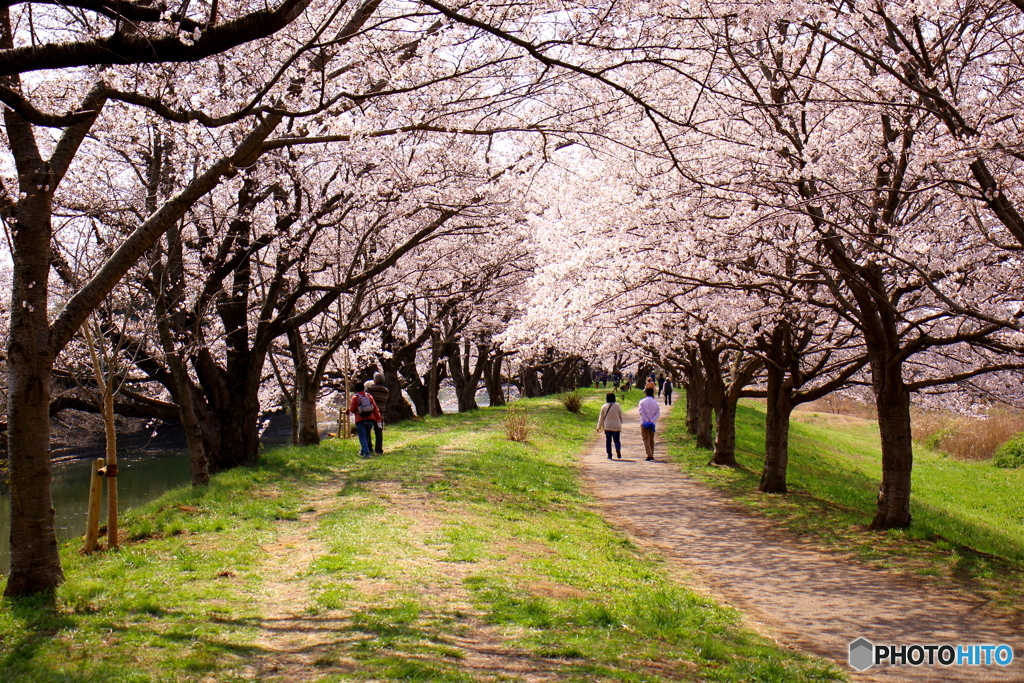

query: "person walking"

left=366, top=372, right=390, bottom=454
left=645, top=374, right=656, bottom=392
left=662, top=377, right=673, bottom=406
left=638, top=387, right=661, bottom=461
left=349, top=381, right=381, bottom=458
left=597, top=392, right=625, bottom=460
left=657, top=373, right=665, bottom=397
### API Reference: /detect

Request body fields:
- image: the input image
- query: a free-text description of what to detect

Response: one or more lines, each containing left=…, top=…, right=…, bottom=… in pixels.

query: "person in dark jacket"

left=366, top=372, right=390, bottom=454
left=349, top=381, right=381, bottom=457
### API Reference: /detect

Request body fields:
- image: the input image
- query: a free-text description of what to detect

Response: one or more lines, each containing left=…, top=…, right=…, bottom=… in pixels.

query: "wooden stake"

left=84, top=458, right=105, bottom=553
left=342, top=347, right=352, bottom=439
left=84, top=321, right=120, bottom=549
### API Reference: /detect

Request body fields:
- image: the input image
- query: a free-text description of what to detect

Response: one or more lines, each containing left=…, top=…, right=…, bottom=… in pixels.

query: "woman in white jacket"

left=597, top=392, right=625, bottom=459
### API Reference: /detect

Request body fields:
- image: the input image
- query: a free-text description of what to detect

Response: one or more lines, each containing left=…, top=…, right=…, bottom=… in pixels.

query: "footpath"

left=580, top=399, right=1023, bottom=682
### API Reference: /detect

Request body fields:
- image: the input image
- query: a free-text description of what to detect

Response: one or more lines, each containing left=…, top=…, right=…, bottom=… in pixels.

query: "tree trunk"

left=5, top=343, right=62, bottom=596
left=709, top=398, right=739, bottom=467
left=448, top=339, right=480, bottom=412
left=212, top=396, right=262, bottom=471
left=699, top=340, right=733, bottom=462
left=579, top=361, right=593, bottom=388
left=194, top=349, right=262, bottom=472
left=155, top=299, right=211, bottom=486
left=685, top=349, right=714, bottom=449
left=636, top=363, right=652, bottom=389
left=289, top=329, right=320, bottom=446
left=869, top=358, right=914, bottom=529
left=403, top=356, right=430, bottom=417
left=520, top=365, right=542, bottom=398
left=173, top=363, right=211, bottom=486
left=428, top=332, right=443, bottom=417
left=695, top=391, right=714, bottom=451
left=483, top=352, right=506, bottom=407
left=4, top=159, right=64, bottom=595
left=759, top=363, right=793, bottom=493
left=540, top=363, right=559, bottom=395
left=381, top=369, right=415, bottom=423
left=295, top=382, right=320, bottom=446
left=685, top=375, right=699, bottom=435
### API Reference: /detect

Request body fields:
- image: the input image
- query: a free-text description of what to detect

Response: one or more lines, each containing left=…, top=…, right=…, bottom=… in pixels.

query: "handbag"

left=641, top=421, right=656, bottom=431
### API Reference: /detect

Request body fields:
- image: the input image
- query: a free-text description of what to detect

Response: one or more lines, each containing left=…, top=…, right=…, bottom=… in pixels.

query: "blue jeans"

left=605, top=430, right=621, bottom=457
left=356, top=420, right=374, bottom=456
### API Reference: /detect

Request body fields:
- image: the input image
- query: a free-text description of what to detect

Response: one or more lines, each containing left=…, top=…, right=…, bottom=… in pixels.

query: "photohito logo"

left=849, top=638, right=1014, bottom=671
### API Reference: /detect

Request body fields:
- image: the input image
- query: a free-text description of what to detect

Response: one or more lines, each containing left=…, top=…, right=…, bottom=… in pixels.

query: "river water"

left=0, top=386, right=513, bottom=574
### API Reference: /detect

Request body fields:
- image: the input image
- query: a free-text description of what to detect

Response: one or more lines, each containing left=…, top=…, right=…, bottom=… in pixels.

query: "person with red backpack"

left=349, top=381, right=381, bottom=458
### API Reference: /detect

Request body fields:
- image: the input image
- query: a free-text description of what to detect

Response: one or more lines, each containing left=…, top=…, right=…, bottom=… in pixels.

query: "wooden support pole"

left=343, top=347, right=352, bottom=439
left=106, top=448, right=119, bottom=549
left=84, top=458, right=105, bottom=553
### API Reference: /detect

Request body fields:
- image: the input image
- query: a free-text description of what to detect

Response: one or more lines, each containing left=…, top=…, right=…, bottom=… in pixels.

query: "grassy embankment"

left=663, top=400, right=1024, bottom=612
left=0, top=393, right=842, bottom=683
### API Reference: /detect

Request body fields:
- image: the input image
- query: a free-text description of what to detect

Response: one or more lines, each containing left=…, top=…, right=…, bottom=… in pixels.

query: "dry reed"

left=559, top=390, right=584, bottom=414
left=503, top=406, right=532, bottom=442
left=803, top=392, right=1024, bottom=461
left=913, top=409, right=1024, bottom=461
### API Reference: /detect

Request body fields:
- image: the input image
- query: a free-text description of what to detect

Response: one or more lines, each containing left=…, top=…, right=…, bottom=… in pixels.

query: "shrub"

left=993, top=433, right=1024, bottom=469
left=503, top=406, right=532, bottom=442
left=559, top=390, right=584, bottom=414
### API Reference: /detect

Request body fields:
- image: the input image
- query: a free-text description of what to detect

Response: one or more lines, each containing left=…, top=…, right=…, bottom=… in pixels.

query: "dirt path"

left=581, top=399, right=1023, bottom=682
left=241, top=450, right=573, bottom=682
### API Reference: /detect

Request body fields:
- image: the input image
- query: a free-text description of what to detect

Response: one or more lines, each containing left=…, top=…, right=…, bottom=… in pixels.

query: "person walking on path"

left=366, top=372, right=389, bottom=454
left=645, top=375, right=656, bottom=392
left=638, top=388, right=660, bottom=461
left=597, top=393, right=625, bottom=460
left=349, top=381, right=381, bottom=458
left=662, top=378, right=673, bottom=406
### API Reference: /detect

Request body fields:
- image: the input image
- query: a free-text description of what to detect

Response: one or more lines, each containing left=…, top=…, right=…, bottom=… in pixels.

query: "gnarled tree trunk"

left=483, top=351, right=506, bottom=407
left=759, top=362, right=793, bottom=494
left=870, top=357, right=914, bottom=529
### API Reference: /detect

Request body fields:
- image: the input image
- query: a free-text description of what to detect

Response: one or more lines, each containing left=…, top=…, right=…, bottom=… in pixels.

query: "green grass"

left=663, top=400, right=1024, bottom=611
left=0, top=392, right=842, bottom=682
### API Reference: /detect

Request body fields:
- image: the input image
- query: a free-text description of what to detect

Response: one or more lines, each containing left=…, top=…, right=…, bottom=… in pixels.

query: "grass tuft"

left=558, top=390, right=584, bottom=413
left=502, top=404, right=532, bottom=442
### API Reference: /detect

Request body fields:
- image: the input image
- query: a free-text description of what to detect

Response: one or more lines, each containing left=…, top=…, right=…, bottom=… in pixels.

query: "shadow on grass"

left=0, top=593, right=79, bottom=675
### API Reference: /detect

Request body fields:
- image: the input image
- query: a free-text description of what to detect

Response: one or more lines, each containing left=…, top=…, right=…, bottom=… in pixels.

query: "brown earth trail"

left=581, top=399, right=1022, bottom=682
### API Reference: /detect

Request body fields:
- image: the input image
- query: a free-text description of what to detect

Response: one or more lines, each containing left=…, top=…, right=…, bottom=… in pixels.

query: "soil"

left=241, top=464, right=570, bottom=681
left=581, top=401, right=1024, bottom=682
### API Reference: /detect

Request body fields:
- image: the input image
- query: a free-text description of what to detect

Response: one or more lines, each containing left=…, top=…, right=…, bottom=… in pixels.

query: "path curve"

left=580, top=399, right=1022, bottom=682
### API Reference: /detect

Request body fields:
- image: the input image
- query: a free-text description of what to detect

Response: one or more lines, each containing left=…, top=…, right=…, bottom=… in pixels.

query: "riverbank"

left=0, top=393, right=839, bottom=682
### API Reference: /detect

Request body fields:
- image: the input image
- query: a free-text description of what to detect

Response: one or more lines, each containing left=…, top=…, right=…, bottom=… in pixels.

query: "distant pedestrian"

left=366, top=372, right=390, bottom=454
left=597, top=393, right=625, bottom=460
left=663, top=378, right=673, bottom=406
left=638, top=388, right=661, bottom=461
left=349, top=381, right=381, bottom=458
left=645, top=375, right=656, bottom=392
left=657, top=373, right=665, bottom=396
